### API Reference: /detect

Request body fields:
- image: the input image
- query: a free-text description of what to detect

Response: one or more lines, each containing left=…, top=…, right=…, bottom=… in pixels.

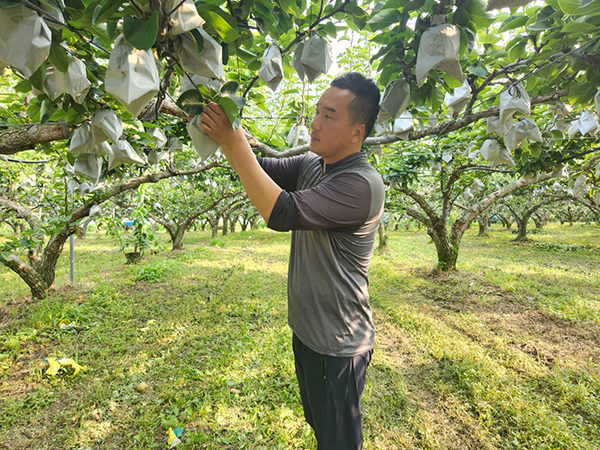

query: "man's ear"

left=351, top=123, right=366, bottom=144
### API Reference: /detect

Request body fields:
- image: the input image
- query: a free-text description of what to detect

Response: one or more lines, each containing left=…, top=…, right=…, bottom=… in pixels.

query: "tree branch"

left=0, top=196, right=40, bottom=232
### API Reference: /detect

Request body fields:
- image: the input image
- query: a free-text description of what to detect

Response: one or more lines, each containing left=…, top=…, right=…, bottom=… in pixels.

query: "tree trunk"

left=497, top=214, right=511, bottom=229
left=431, top=229, right=459, bottom=271
left=222, top=215, right=229, bottom=236
left=513, top=216, right=528, bottom=241
left=209, top=218, right=219, bottom=238
left=3, top=255, right=52, bottom=299
left=377, top=217, right=388, bottom=250
left=171, top=228, right=185, bottom=250
left=477, top=211, right=489, bottom=237
left=567, top=206, right=574, bottom=226
left=229, top=215, right=238, bottom=233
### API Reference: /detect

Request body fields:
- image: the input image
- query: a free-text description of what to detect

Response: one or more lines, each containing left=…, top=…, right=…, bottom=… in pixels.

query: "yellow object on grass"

left=46, top=357, right=87, bottom=376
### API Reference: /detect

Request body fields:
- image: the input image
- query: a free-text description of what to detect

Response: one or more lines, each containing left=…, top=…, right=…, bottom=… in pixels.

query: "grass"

left=0, top=223, right=599, bottom=449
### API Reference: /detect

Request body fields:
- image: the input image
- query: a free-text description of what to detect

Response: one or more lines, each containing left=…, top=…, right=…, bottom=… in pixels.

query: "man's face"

left=309, top=87, right=364, bottom=163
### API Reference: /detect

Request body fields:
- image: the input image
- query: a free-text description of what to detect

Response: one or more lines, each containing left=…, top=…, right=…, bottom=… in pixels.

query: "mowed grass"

left=0, top=222, right=599, bottom=449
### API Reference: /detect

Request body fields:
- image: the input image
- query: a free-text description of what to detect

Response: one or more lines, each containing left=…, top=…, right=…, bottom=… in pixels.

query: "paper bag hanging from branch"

left=70, top=122, right=94, bottom=154
left=471, top=178, right=485, bottom=194
left=146, top=127, right=167, bottom=148
left=180, top=74, right=222, bottom=94
left=44, top=58, right=91, bottom=104
left=145, top=128, right=168, bottom=164
left=108, top=140, right=147, bottom=170
left=415, top=18, right=464, bottom=87
left=505, top=118, right=543, bottom=151
left=187, top=115, right=220, bottom=162
left=105, top=35, right=160, bottom=118
left=549, top=102, right=571, bottom=118
left=479, top=139, right=515, bottom=168
left=286, top=123, right=310, bottom=147
left=0, top=4, right=51, bottom=78
left=90, top=141, right=114, bottom=156
left=499, top=84, right=530, bottom=125
left=291, top=42, right=306, bottom=80
left=67, top=178, right=79, bottom=194
left=444, top=81, right=471, bottom=116
left=551, top=164, right=568, bottom=179
left=91, top=109, right=123, bottom=144
left=378, top=78, right=411, bottom=123
left=486, top=115, right=513, bottom=136
left=572, top=174, right=588, bottom=197
left=74, top=154, right=103, bottom=184
left=393, top=111, right=414, bottom=141
left=485, top=0, right=534, bottom=11
left=299, top=34, right=333, bottom=83
left=258, top=45, right=284, bottom=91
left=578, top=110, right=600, bottom=136
left=178, top=28, right=225, bottom=80
left=595, top=90, right=600, bottom=120
left=148, top=149, right=169, bottom=164
left=42, top=66, right=63, bottom=101
left=79, top=182, right=91, bottom=196
left=166, top=0, right=205, bottom=36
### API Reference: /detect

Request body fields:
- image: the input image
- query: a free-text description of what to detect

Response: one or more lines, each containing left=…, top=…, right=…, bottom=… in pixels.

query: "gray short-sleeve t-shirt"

left=259, top=151, right=385, bottom=357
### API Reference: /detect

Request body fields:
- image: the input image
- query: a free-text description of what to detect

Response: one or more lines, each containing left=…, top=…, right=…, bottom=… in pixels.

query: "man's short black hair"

left=330, top=72, right=380, bottom=141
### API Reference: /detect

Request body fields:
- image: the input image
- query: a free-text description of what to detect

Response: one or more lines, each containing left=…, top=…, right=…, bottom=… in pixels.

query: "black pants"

left=293, top=334, right=372, bottom=450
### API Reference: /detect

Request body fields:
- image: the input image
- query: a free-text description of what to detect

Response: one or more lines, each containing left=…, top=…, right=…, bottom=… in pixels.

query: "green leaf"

left=29, top=64, right=46, bottom=92
left=453, top=7, right=470, bottom=27
left=40, top=98, right=56, bottom=124
left=429, top=86, right=443, bottom=112
left=107, top=21, right=118, bottom=42
left=367, top=9, right=400, bottom=31
left=530, top=143, right=542, bottom=159
left=558, top=0, right=600, bottom=15
left=499, top=15, right=529, bottom=33
left=92, top=0, right=125, bottom=24
left=508, top=41, right=527, bottom=63
left=189, top=28, right=205, bottom=53
left=464, top=0, right=494, bottom=28
left=14, top=79, right=32, bottom=93
left=49, top=41, right=70, bottom=73
left=197, top=4, right=240, bottom=43
left=123, top=11, right=158, bottom=51
left=278, top=0, right=298, bottom=15
left=568, top=81, right=597, bottom=105
left=176, top=89, right=206, bottom=115
left=561, top=21, right=598, bottom=34
left=467, top=62, right=489, bottom=78
left=220, top=81, right=239, bottom=96
left=217, top=96, right=240, bottom=130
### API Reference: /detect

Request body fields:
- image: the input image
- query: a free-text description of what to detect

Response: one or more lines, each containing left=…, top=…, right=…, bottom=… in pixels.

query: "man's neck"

left=322, top=149, right=362, bottom=173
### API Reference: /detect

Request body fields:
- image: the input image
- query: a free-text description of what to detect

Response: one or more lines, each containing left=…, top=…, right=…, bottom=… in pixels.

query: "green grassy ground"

left=1, top=222, right=599, bottom=449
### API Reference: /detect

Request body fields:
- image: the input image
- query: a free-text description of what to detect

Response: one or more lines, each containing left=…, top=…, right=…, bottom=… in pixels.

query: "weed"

left=136, top=260, right=179, bottom=282
left=534, top=242, right=593, bottom=252
left=209, top=237, right=226, bottom=247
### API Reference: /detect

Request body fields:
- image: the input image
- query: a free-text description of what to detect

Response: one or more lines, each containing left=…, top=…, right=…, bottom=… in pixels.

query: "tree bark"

left=377, top=217, right=388, bottom=250
left=477, top=210, right=489, bottom=237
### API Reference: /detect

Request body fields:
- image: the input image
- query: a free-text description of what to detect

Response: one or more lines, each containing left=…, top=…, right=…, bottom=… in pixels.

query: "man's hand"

left=198, top=102, right=244, bottom=149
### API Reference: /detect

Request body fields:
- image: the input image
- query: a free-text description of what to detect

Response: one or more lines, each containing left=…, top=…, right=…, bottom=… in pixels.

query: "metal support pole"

left=69, top=234, right=75, bottom=284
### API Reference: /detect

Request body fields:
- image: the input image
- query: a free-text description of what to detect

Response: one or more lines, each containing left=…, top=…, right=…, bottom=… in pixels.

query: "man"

left=199, top=72, right=384, bottom=449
